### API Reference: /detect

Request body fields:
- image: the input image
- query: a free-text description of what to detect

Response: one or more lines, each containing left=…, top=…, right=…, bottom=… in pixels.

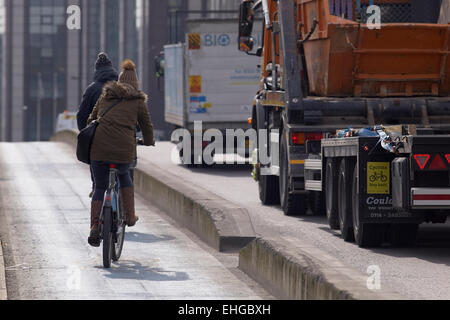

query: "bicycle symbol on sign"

left=369, top=171, right=388, bottom=183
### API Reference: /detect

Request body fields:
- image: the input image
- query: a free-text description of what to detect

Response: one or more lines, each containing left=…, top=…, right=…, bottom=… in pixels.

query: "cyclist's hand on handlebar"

left=136, top=138, right=156, bottom=147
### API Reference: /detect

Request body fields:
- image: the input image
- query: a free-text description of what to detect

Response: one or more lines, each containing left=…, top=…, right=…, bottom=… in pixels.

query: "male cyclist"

left=77, top=52, right=118, bottom=198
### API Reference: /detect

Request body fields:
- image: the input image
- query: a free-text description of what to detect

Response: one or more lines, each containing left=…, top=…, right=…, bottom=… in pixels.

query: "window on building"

left=27, top=0, right=67, bottom=141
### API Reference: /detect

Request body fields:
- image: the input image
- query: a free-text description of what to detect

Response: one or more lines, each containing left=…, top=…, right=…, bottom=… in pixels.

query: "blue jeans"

left=91, top=161, right=134, bottom=201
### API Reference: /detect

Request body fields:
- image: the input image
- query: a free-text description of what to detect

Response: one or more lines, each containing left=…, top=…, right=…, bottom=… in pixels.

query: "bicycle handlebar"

left=136, top=138, right=156, bottom=147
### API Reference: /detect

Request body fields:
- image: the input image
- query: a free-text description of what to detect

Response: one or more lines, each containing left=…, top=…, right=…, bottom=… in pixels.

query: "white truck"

left=164, top=18, right=262, bottom=164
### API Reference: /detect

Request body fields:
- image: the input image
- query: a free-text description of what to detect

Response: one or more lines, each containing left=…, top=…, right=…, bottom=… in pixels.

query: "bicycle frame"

left=98, top=139, right=143, bottom=268
left=105, top=168, right=119, bottom=211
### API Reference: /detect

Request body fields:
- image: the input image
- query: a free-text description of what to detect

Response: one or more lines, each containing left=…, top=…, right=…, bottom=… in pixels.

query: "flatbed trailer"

left=305, top=133, right=450, bottom=247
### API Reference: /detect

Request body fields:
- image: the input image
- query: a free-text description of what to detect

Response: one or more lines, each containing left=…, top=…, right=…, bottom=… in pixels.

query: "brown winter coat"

left=87, top=81, right=155, bottom=164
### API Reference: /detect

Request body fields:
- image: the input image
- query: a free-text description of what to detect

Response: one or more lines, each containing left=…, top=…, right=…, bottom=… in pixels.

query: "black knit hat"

left=95, top=52, right=113, bottom=70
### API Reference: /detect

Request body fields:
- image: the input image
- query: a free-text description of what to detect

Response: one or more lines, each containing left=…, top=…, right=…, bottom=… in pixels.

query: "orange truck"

left=238, top=0, right=450, bottom=247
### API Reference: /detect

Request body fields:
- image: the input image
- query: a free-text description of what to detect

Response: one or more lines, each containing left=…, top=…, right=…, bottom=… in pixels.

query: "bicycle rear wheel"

left=112, top=197, right=125, bottom=261
left=113, top=224, right=125, bottom=261
left=102, top=207, right=113, bottom=268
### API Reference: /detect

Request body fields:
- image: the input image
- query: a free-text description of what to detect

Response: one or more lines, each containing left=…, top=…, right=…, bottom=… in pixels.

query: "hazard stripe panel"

left=411, top=188, right=450, bottom=207
left=413, top=195, right=450, bottom=201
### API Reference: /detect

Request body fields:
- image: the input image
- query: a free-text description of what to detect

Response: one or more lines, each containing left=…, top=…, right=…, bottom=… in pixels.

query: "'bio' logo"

left=204, top=34, right=231, bottom=47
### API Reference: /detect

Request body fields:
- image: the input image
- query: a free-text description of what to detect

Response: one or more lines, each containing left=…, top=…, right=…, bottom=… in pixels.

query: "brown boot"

left=121, top=187, right=139, bottom=227
left=88, top=200, right=103, bottom=247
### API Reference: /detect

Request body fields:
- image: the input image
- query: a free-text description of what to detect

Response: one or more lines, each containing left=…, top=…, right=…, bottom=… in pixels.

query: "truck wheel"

left=259, top=173, right=280, bottom=205
left=338, top=159, right=355, bottom=242
left=390, top=224, right=419, bottom=247
left=309, top=191, right=325, bottom=216
left=352, top=165, right=387, bottom=247
left=280, top=129, right=307, bottom=216
left=325, top=158, right=340, bottom=230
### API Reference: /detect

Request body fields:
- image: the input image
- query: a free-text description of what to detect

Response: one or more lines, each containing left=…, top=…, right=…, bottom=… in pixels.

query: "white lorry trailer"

left=164, top=18, right=262, bottom=164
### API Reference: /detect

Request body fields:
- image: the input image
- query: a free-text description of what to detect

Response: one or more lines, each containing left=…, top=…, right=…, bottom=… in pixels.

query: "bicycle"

left=99, top=163, right=126, bottom=268
left=99, top=138, right=145, bottom=268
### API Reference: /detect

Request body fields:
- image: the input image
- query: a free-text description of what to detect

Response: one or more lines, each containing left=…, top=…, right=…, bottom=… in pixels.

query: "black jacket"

left=77, top=66, right=118, bottom=130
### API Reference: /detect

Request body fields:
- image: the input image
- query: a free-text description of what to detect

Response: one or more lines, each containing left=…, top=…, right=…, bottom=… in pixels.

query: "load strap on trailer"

left=335, top=125, right=408, bottom=154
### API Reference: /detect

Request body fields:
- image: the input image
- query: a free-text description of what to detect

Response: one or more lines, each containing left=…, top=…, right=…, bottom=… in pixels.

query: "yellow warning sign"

left=189, top=75, right=202, bottom=93
left=188, top=33, right=201, bottom=50
left=367, top=162, right=390, bottom=194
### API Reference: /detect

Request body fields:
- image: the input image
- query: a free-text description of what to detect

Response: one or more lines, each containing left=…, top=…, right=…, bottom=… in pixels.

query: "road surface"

left=137, top=142, right=450, bottom=300
left=0, top=143, right=271, bottom=300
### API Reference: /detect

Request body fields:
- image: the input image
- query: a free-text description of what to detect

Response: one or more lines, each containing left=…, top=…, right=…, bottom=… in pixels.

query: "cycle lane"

left=0, top=142, right=271, bottom=300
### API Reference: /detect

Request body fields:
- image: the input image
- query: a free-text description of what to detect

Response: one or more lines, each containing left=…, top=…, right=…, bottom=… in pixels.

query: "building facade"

left=0, top=0, right=239, bottom=141
left=2, top=0, right=31, bottom=141
left=0, top=0, right=137, bottom=142
left=0, top=0, right=4, bottom=121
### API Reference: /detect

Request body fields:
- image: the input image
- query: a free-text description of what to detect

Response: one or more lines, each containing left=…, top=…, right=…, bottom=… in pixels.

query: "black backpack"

left=76, top=99, right=123, bottom=164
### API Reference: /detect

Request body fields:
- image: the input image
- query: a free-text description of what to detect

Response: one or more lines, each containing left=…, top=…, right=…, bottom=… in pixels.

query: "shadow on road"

left=125, top=232, right=175, bottom=244
left=184, top=163, right=252, bottom=178
left=367, top=223, right=450, bottom=266
left=100, top=260, right=190, bottom=282
left=258, top=206, right=450, bottom=265
left=320, top=220, right=450, bottom=266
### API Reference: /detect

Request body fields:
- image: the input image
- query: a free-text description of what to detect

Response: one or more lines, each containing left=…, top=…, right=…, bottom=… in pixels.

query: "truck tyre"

left=258, top=174, right=281, bottom=205
left=309, top=191, right=325, bottom=216
left=352, top=165, right=387, bottom=247
left=280, top=129, right=307, bottom=216
left=390, top=224, right=419, bottom=247
left=338, top=158, right=355, bottom=242
left=325, top=158, right=340, bottom=230
left=256, top=111, right=280, bottom=205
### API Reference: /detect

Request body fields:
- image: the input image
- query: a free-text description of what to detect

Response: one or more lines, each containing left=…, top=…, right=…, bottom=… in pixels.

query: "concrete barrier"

left=52, top=130, right=403, bottom=299
left=239, top=237, right=404, bottom=300
left=51, top=130, right=256, bottom=252
left=133, top=164, right=256, bottom=252
left=0, top=241, right=7, bottom=300
left=49, top=129, right=79, bottom=146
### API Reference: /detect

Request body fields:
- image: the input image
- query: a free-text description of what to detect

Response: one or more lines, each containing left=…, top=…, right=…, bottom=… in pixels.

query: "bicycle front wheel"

left=102, top=207, right=113, bottom=268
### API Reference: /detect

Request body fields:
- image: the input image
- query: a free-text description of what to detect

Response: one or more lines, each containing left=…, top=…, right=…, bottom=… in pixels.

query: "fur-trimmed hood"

left=101, top=81, right=147, bottom=102
left=88, top=80, right=155, bottom=164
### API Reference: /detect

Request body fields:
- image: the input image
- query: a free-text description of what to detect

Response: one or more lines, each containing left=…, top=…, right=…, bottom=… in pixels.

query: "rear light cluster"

left=292, top=132, right=323, bottom=145
left=292, top=133, right=304, bottom=145
left=414, top=154, right=450, bottom=171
